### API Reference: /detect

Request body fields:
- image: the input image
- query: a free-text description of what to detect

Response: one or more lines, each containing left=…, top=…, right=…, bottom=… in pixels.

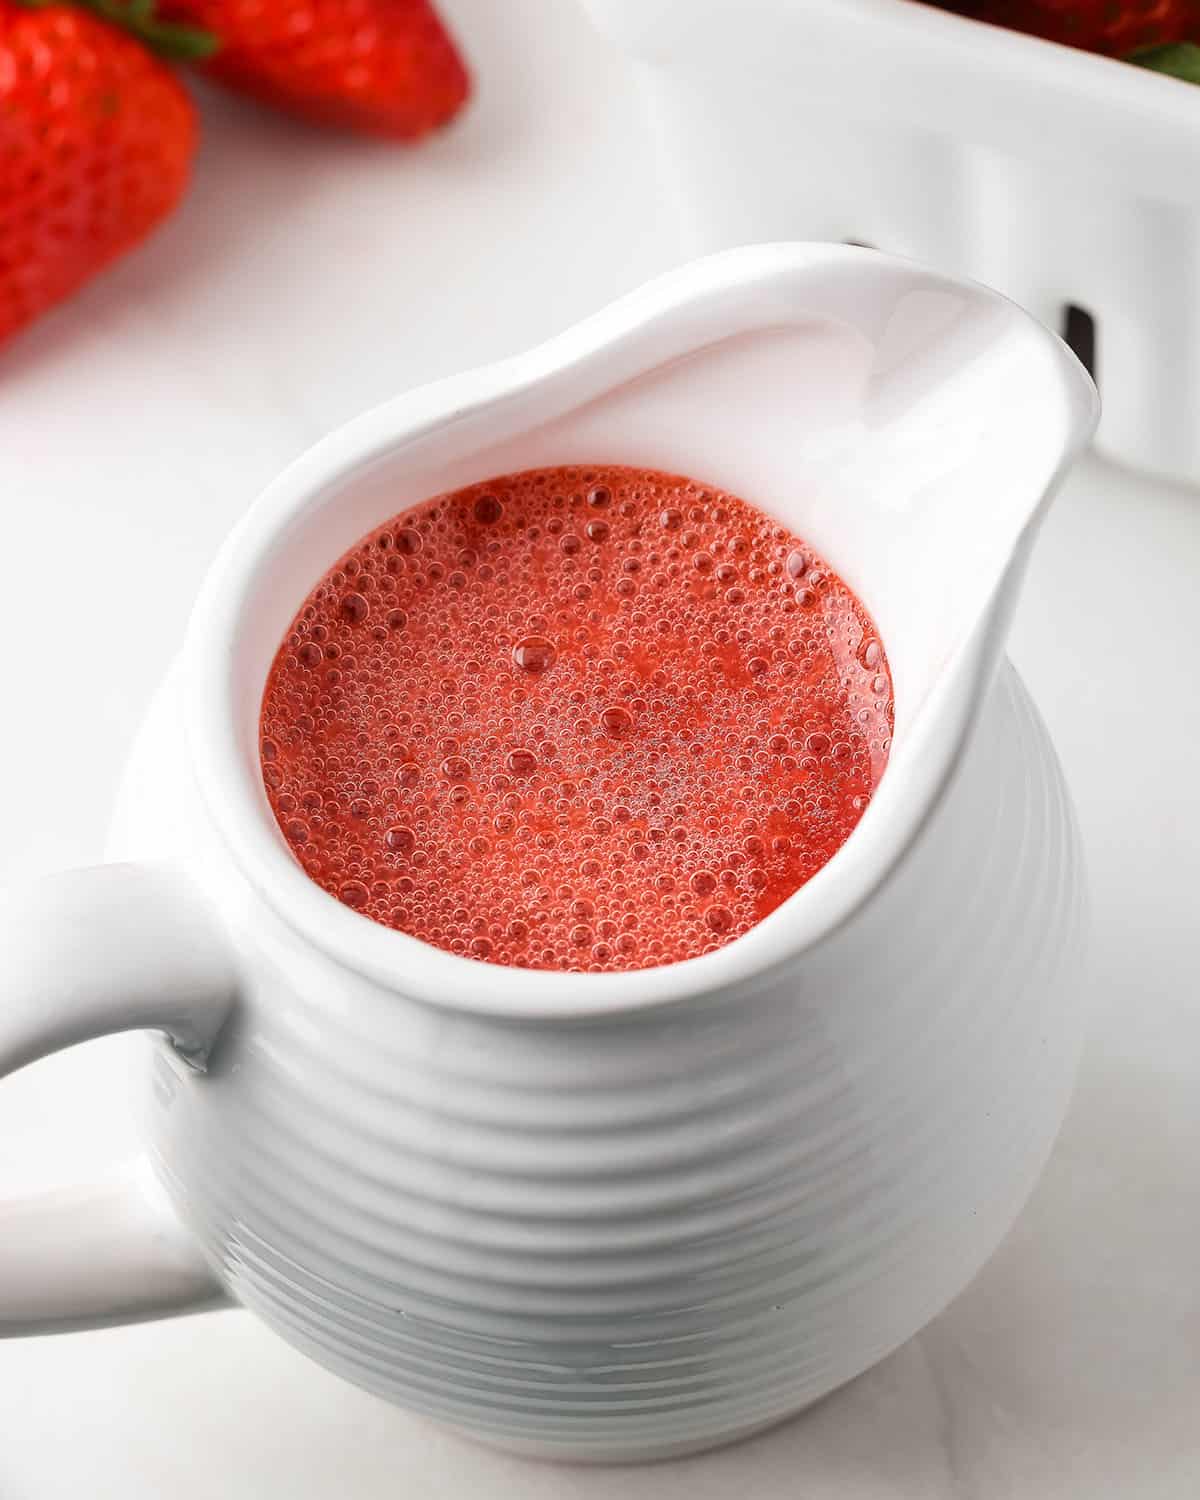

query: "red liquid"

left=260, top=466, right=893, bottom=972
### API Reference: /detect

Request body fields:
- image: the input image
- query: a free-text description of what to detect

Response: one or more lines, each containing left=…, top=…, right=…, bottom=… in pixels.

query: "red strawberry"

left=940, top=0, right=1200, bottom=57
left=161, top=0, right=470, bottom=139
left=0, top=0, right=201, bottom=346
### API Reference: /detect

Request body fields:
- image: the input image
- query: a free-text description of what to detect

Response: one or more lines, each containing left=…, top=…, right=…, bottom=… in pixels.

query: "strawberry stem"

left=13, top=0, right=218, bottom=60
left=80, top=0, right=219, bottom=59
left=1129, top=41, right=1200, bottom=84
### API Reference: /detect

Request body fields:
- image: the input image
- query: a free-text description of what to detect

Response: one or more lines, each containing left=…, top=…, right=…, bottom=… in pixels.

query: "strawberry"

left=0, top=0, right=204, bottom=346
left=160, top=0, right=470, bottom=139
left=939, top=0, right=1200, bottom=57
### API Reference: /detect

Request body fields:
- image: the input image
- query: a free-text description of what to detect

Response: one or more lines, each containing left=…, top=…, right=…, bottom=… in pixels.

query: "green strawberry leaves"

left=14, top=0, right=218, bottom=60
left=1129, top=41, right=1200, bottom=85
left=83, top=0, right=219, bottom=59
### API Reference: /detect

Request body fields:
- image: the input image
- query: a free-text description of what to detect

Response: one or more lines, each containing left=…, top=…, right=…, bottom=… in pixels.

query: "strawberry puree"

left=260, top=465, right=893, bottom=972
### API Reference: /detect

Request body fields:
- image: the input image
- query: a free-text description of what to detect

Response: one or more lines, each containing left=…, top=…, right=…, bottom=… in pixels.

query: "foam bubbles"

left=259, top=465, right=894, bottom=974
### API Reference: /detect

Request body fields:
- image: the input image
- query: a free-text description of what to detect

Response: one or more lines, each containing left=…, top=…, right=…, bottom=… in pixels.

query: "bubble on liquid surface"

left=512, top=637, right=556, bottom=674
left=395, top=527, right=422, bottom=555
left=259, top=464, right=894, bottom=974
left=339, top=880, right=369, bottom=909
left=600, top=706, right=633, bottom=736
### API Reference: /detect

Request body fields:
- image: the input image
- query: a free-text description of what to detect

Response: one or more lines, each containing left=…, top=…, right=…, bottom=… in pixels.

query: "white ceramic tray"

left=581, top=0, right=1200, bottom=487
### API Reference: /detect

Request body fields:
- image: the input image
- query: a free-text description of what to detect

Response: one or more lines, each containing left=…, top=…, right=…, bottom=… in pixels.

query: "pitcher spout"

left=756, top=248, right=1099, bottom=962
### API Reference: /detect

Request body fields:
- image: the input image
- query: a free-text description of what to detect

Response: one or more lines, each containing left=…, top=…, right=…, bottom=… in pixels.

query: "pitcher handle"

left=0, top=863, right=235, bottom=1335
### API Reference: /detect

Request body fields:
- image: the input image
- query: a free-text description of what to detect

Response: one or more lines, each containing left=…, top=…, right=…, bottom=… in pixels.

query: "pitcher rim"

left=182, top=244, right=1098, bottom=1018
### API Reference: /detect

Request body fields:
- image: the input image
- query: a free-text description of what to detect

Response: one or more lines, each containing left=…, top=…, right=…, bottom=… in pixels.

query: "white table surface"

left=2, top=2, right=1198, bottom=1495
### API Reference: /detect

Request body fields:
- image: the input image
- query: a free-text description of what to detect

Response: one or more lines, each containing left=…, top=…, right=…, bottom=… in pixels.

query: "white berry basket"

left=581, top=0, right=1200, bottom=486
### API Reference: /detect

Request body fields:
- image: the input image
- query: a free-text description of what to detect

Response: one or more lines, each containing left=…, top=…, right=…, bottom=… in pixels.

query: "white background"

left=2, top=2, right=1198, bottom=1494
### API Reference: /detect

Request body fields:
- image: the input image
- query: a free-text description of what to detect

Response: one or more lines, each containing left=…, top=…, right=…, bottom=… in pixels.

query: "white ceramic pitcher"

left=0, top=246, right=1097, bottom=1463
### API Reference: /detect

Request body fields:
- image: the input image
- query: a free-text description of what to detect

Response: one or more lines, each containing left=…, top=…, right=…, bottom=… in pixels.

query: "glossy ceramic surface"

left=0, top=246, right=1097, bottom=1461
